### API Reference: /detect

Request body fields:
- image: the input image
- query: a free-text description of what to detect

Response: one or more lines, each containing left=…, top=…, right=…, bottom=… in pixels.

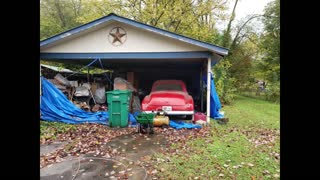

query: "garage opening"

left=43, top=57, right=208, bottom=114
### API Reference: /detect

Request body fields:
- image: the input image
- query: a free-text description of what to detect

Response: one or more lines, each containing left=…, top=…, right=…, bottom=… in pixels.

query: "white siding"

left=41, top=22, right=206, bottom=53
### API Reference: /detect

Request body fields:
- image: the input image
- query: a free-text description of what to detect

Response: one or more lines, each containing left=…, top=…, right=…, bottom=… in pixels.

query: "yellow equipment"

left=153, top=111, right=169, bottom=127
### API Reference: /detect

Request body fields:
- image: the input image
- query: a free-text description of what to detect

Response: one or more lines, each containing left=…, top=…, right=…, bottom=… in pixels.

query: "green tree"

left=255, top=0, right=280, bottom=101
left=40, top=0, right=84, bottom=40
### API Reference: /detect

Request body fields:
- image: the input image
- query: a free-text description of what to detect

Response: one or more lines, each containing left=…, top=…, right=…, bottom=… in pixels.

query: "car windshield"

left=154, top=83, right=183, bottom=91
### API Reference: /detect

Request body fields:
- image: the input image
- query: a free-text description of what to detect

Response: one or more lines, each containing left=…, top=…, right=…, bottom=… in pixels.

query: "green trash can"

left=106, top=90, right=132, bottom=127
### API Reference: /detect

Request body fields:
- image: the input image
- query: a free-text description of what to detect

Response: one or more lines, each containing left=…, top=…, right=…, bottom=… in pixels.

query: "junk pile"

left=113, top=77, right=141, bottom=113
left=46, top=73, right=108, bottom=113
left=48, top=74, right=73, bottom=100
left=41, top=63, right=223, bottom=129
left=40, top=77, right=108, bottom=124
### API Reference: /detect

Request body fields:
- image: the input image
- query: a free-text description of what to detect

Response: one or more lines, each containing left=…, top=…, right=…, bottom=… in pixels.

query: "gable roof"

left=40, top=13, right=228, bottom=57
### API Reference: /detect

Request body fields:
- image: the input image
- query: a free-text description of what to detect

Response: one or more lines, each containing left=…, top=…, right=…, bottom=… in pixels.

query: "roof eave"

left=40, top=14, right=229, bottom=56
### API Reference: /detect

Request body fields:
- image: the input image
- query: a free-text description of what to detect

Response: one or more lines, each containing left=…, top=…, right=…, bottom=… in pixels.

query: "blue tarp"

left=128, top=112, right=140, bottom=127
left=202, top=73, right=224, bottom=119
left=40, top=77, right=108, bottom=125
left=169, top=120, right=202, bottom=129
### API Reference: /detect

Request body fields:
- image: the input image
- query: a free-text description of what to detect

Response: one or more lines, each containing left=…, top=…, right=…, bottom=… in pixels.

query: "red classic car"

left=141, top=80, right=194, bottom=120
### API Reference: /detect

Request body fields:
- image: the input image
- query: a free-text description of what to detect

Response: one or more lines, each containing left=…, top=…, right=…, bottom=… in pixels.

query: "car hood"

left=148, top=91, right=190, bottom=106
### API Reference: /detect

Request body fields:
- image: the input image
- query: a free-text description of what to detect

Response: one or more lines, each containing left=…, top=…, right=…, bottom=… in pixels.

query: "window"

left=154, top=83, right=183, bottom=91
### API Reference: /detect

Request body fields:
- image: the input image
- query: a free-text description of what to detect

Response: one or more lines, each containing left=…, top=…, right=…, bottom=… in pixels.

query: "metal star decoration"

left=109, top=27, right=127, bottom=45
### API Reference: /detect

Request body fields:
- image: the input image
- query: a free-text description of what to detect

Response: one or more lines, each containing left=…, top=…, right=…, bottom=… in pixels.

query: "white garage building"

left=40, top=13, right=229, bottom=123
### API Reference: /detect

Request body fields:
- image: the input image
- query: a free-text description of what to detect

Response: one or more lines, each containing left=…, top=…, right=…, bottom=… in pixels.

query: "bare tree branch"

left=230, top=14, right=262, bottom=50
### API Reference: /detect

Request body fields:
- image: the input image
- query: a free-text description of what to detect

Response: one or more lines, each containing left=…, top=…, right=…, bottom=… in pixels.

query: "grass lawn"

left=153, top=95, right=280, bottom=179
left=40, top=121, right=77, bottom=143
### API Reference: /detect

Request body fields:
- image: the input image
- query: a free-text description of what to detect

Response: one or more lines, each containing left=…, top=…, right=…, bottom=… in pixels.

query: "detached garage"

left=40, top=13, right=229, bottom=123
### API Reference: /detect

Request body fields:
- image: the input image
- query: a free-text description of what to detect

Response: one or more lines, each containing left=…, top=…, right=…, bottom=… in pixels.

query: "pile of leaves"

left=137, top=126, right=212, bottom=178
left=40, top=124, right=136, bottom=168
left=228, top=127, right=280, bottom=160
left=155, top=126, right=212, bottom=153
left=146, top=124, right=280, bottom=179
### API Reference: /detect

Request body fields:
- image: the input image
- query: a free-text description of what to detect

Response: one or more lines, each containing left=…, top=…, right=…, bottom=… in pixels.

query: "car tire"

left=186, top=115, right=194, bottom=121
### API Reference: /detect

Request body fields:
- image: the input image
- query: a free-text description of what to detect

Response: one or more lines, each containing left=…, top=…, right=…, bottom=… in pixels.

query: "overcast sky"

left=216, top=0, right=273, bottom=32
left=235, top=0, right=272, bottom=20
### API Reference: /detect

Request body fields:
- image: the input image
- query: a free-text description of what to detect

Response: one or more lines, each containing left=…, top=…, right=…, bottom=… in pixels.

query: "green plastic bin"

left=106, top=90, right=132, bottom=127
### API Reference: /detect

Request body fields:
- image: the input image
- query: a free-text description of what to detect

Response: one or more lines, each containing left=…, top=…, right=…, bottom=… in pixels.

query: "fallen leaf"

left=103, top=153, right=111, bottom=158
left=151, top=169, right=158, bottom=174
left=145, top=156, right=151, bottom=161
left=263, top=170, right=270, bottom=175
left=110, top=170, right=115, bottom=175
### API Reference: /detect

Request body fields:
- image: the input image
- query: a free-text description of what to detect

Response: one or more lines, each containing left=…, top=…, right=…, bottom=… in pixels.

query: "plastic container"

left=136, top=113, right=155, bottom=125
left=106, top=90, right=132, bottom=127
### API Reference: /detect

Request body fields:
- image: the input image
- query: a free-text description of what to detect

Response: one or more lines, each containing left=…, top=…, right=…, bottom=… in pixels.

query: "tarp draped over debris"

left=203, top=73, right=224, bottom=119
left=40, top=77, right=108, bottom=124
left=169, top=120, right=202, bottom=129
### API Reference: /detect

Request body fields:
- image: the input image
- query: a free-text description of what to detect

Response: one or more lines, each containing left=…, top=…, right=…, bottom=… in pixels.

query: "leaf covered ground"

left=149, top=95, right=280, bottom=179
left=40, top=95, right=279, bottom=179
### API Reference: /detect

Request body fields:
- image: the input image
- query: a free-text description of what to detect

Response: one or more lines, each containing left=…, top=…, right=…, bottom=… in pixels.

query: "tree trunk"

left=222, top=0, right=238, bottom=48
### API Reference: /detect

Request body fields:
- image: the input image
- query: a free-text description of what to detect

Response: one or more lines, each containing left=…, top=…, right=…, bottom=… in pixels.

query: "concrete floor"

left=40, top=133, right=166, bottom=180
